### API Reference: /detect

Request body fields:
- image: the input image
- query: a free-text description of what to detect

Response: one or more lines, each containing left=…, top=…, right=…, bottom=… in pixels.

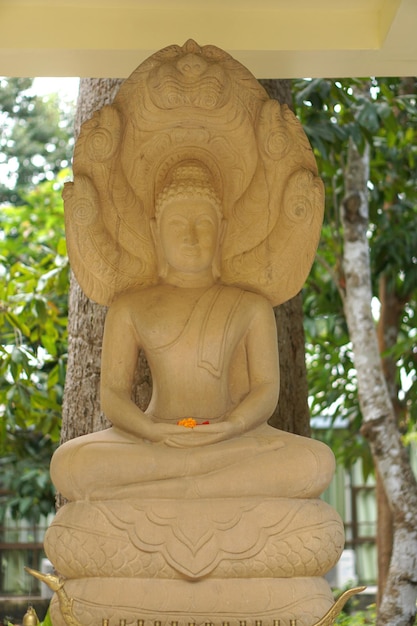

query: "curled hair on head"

left=155, top=161, right=222, bottom=220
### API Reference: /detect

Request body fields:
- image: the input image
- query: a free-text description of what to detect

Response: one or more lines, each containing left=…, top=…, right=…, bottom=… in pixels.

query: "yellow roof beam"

left=0, top=0, right=414, bottom=78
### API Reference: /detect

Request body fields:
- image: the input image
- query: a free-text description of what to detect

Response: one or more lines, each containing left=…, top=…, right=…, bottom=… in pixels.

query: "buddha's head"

left=152, top=162, right=224, bottom=283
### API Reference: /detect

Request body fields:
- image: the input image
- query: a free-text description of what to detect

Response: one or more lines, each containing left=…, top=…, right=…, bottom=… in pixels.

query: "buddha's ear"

left=219, top=218, right=227, bottom=245
left=150, top=217, right=157, bottom=245
left=213, top=219, right=227, bottom=280
left=150, top=217, right=168, bottom=278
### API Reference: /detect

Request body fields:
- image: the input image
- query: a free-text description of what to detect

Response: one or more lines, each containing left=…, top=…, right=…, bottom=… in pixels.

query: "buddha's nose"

left=176, top=53, right=208, bottom=78
left=184, top=223, right=198, bottom=244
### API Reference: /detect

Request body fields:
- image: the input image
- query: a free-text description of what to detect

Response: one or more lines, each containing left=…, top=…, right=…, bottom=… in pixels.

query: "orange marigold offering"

left=177, top=418, right=198, bottom=428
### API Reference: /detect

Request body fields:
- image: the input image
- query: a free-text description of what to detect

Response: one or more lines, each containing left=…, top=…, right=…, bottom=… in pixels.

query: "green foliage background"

left=295, top=77, right=417, bottom=476
left=0, top=77, right=74, bottom=206
left=0, top=173, right=69, bottom=523
left=0, top=77, right=73, bottom=523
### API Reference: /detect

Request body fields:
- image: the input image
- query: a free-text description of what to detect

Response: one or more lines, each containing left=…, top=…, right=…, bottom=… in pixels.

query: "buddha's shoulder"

left=108, top=284, right=272, bottom=316
left=226, top=285, right=272, bottom=310
left=108, top=285, right=165, bottom=315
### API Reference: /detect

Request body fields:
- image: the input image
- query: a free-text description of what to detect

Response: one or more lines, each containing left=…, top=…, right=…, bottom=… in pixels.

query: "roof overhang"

left=1, top=0, right=416, bottom=79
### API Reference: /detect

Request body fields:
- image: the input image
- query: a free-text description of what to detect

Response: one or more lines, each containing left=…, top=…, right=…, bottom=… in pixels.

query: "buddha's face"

left=156, top=197, right=220, bottom=276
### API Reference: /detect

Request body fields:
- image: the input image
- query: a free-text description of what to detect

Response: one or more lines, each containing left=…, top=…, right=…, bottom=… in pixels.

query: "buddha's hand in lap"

left=142, top=421, right=184, bottom=443
left=162, top=420, right=243, bottom=448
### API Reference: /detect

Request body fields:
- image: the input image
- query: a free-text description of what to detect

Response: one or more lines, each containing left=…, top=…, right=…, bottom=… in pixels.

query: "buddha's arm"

left=226, top=296, right=280, bottom=433
left=100, top=300, right=177, bottom=441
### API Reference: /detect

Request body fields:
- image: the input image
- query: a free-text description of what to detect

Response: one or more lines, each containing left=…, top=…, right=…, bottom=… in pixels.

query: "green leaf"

left=40, top=608, right=53, bottom=626
left=1, top=172, right=68, bottom=520
left=5, top=311, right=31, bottom=337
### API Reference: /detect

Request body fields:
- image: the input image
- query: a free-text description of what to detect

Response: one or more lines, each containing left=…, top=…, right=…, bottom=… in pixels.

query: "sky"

left=32, top=77, right=80, bottom=102
left=0, top=77, right=80, bottom=189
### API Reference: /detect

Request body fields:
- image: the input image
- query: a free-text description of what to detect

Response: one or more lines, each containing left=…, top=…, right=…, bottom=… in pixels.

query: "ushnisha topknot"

left=155, top=161, right=222, bottom=220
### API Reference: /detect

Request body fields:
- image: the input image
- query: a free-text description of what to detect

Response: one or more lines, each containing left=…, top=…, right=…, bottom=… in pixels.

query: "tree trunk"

left=260, top=79, right=311, bottom=436
left=374, top=76, right=416, bottom=603
left=375, top=274, right=405, bottom=605
left=341, top=138, right=417, bottom=625
left=271, top=294, right=311, bottom=436
left=375, top=470, right=393, bottom=606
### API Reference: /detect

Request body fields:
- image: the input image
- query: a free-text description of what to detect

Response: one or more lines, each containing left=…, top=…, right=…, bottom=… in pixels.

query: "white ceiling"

left=1, top=0, right=416, bottom=78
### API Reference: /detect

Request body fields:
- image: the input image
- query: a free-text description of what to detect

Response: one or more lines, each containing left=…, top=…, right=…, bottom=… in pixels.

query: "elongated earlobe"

left=220, top=218, right=227, bottom=246
left=150, top=217, right=168, bottom=278
left=212, top=218, right=227, bottom=280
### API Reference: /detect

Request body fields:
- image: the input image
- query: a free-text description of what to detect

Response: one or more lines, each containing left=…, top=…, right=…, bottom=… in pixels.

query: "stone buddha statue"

left=44, top=40, right=346, bottom=626
left=51, top=161, right=333, bottom=504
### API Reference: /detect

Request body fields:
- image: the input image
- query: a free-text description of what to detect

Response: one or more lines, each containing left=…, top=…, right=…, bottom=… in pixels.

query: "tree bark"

left=270, top=293, right=311, bottom=436
left=374, top=76, right=417, bottom=603
left=375, top=274, right=405, bottom=605
left=341, top=138, right=417, bottom=625
left=260, top=79, right=311, bottom=436
left=375, top=469, right=393, bottom=606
